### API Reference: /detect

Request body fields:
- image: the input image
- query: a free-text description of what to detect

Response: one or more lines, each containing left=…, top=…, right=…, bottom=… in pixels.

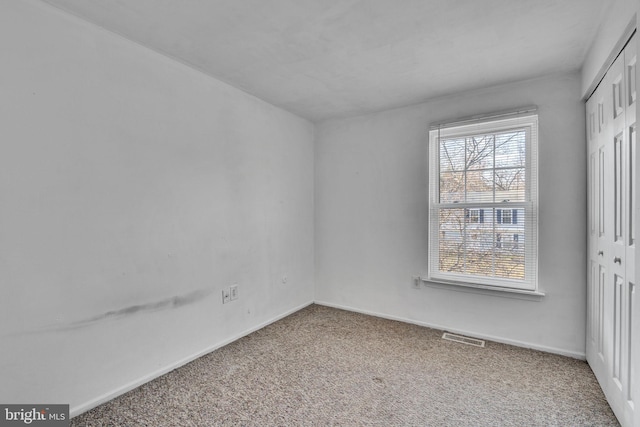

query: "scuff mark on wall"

left=78, top=288, right=214, bottom=324
left=18, top=288, right=215, bottom=335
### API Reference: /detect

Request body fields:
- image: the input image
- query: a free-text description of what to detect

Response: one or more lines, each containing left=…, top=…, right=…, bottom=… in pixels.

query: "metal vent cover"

left=442, top=332, right=486, bottom=348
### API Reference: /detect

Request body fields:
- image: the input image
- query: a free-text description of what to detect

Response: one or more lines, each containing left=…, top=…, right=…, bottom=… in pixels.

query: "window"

left=466, top=208, right=484, bottom=223
left=496, top=208, right=520, bottom=225
left=428, top=110, right=538, bottom=291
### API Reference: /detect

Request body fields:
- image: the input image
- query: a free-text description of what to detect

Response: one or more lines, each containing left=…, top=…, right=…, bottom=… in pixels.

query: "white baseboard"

left=314, top=300, right=586, bottom=360
left=70, top=300, right=314, bottom=418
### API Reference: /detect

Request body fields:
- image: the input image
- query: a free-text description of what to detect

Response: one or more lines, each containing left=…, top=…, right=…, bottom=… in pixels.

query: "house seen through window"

left=428, top=111, right=538, bottom=291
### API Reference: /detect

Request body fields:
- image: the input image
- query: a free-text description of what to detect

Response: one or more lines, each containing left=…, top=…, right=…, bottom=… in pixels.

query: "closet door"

left=586, top=65, right=612, bottom=392
left=587, top=33, right=637, bottom=427
left=622, top=34, right=637, bottom=427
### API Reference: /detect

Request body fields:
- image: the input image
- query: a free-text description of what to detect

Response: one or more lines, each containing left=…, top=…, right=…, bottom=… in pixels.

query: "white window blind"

left=428, top=108, right=538, bottom=291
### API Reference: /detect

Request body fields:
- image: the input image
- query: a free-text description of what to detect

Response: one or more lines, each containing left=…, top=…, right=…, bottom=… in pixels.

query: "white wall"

left=0, top=0, right=314, bottom=415
left=315, top=73, right=587, bottom=358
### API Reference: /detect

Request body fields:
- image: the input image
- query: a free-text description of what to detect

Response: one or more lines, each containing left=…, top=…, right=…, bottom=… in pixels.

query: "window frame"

left=427, top=112, right=539, bottom=292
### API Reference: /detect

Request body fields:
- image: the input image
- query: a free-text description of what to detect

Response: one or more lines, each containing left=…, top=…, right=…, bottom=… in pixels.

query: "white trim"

left=437, top=201, right=531, bottom=209
left=430, top=106, right=538, bottom=131
left=69, top=300, right=314, bottom=418
left=583, top=19, right=637, bottom=100
left=422, top=278, right=545, bottom=300
left=314, top=300, right=585, bottom=360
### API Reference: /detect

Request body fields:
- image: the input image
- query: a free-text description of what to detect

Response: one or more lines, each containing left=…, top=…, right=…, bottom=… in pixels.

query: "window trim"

left=427, top=111, right=539, bottom=292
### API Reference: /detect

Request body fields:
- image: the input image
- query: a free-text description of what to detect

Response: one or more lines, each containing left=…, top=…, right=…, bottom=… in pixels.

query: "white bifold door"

left=587, top=32, right=638, bottom=427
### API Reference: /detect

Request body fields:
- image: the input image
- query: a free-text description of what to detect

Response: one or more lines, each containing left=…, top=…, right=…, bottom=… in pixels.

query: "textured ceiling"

left=42, top=0, right=610, bottom=121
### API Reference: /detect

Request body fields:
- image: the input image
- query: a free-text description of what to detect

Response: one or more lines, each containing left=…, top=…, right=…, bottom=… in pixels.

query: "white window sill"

left=421, top=278, right=545, bottom=301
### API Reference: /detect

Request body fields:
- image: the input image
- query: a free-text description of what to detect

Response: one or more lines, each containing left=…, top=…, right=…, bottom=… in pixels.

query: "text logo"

left=1, top=405, right=69, bottom=427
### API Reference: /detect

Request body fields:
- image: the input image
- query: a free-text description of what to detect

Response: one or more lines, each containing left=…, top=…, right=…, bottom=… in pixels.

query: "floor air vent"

left=442, top=332, right=486, bottom=348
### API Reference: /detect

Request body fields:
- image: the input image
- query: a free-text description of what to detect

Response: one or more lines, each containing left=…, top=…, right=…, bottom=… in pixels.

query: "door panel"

left=587, top=82, right=610, bottom=381
left=623, top=35, right=637, bottom=426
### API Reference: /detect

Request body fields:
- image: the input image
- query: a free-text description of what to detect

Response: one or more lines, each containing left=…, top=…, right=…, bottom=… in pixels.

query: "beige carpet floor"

left=71, top=304, right=619, bottom=426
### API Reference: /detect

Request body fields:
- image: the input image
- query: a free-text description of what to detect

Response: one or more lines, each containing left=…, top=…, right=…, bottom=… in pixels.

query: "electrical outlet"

left=412, top=276, right=422, bottom=289
left=222, top=289, right=230, bottom=304
left=230, top=284, right=238, bottom=301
